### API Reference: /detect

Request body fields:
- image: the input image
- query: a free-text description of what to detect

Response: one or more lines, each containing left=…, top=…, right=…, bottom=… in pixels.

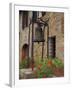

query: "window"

left=32, top=11, right=37, bottom=22
left=22, top=11, right=28, bottom=29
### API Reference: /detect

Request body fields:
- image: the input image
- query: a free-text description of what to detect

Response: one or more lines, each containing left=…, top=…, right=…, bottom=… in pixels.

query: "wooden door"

left=22, top=44, right=29, bottom=60
left=48, top=36, right=56, bottom=58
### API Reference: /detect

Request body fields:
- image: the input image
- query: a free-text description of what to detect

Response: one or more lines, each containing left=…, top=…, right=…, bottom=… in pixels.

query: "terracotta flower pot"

left=53, top=68, right=64, bottom=77
left=43, top=75, right=46, bottom=78
left=31, top=64, right=34, bottom=71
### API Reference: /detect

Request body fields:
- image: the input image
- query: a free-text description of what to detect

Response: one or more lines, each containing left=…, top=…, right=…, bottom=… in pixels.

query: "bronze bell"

left=34, top=25, right=45, bottom=42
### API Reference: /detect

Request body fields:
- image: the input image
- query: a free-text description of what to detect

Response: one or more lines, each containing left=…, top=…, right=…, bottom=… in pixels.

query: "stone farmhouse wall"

left=19, top=11, right=64, bottom=62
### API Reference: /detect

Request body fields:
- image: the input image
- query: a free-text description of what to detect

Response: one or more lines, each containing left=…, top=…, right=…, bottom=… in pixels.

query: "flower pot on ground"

left=53, top=67, right=64, bottom=77
left=52, top=58, right=64, bottom=77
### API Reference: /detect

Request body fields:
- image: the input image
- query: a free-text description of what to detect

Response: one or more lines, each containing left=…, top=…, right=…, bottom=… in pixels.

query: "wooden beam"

left=27, top=23, right=31, bottom=67
left=42, top=26, right=45, bottom=61
left=31, top=22, right=34, bottom=64
left=47, top=24, right=49, bottom=58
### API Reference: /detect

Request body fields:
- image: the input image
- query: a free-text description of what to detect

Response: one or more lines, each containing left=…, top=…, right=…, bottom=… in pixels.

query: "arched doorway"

left=22, top=44, right=29, bottom=60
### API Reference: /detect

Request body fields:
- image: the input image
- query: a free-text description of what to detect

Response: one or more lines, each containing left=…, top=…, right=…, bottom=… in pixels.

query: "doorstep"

left=19, top=68, right=36, bottom=79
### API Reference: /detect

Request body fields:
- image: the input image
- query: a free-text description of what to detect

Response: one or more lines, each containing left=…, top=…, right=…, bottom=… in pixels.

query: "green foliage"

left=34, top=57, right=64, bottom=78
left=34, top=58, right=53, bottom=78
left=19, top=57, right=64, bottom=78
left=52, top=58, right=64, bottom=68
left=19, top=59, right=28, bottom=69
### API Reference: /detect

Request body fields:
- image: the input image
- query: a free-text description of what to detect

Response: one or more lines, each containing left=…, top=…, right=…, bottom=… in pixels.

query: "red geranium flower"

left=37, top=64, right=42, bottom=70
left=47, top=60, right=52, bottom=67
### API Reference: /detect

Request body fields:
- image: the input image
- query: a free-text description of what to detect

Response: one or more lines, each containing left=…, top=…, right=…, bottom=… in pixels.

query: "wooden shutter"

left=22, top=11, right=28, bottom=29
left=32, top=11, right=37, bottom=22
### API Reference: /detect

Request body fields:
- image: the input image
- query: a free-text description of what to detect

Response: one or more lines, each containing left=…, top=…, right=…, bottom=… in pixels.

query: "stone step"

left=19, top=68, right=36, bottom=79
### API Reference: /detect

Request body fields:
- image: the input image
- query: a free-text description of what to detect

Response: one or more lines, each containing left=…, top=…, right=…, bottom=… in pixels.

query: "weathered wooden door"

left=48, top=36, right=56, bottom=58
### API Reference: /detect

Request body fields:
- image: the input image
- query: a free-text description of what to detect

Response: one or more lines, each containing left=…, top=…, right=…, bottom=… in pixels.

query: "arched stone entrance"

left=21, top=44, right=30, bottom=68
left=22, top=44, right=29, bottom=60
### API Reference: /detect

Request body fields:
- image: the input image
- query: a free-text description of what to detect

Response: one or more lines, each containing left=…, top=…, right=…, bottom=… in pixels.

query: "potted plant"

left=34, top=59, right=54, bottom=78
left=52, top=58, right=64, bottom=77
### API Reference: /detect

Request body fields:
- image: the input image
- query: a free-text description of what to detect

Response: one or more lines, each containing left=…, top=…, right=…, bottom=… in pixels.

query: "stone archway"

left=22, top=44, right=29, bottom=60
